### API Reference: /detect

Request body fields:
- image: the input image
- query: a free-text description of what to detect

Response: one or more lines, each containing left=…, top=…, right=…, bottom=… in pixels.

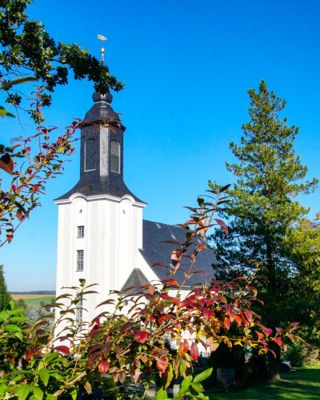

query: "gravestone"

left=216, top=368, right=235, bottom=391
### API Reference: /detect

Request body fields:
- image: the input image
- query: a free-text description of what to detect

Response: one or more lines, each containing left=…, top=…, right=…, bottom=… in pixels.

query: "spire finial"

left=97, top=34, right=108, bottom=65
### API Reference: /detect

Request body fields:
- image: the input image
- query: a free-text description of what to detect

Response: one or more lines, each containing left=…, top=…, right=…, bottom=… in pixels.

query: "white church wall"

left=55, top=193, right=148, bottom=324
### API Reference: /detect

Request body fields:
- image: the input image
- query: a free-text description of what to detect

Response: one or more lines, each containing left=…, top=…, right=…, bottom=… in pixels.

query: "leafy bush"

left=283, top=342, right=320, bottom=367
left=0, top=188, right=298, bottom=399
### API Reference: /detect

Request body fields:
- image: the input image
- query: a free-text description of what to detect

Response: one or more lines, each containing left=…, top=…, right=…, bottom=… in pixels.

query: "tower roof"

left=56, top=90, right=144, bottom=203
left=81, top=91, right=125, bottom=130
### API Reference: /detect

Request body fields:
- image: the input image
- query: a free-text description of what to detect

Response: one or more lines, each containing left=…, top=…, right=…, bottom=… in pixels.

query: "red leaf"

left=202, top=308, right=213, bottom=319
left=16, top=210, right=24, bottom=222
left=158, top=314, right=175, bottom=324
left=156, top=357, right=168, bottom=376
left=195, top=243, right=207, bottom=252
left=152, top=262, right=164, bottom=267
left=190, top=342, right=199, bottom=362
left=0, top=157, right=14, bottom=174
left=134, top=331, right=151, bottom=344
left=25, top=347, right=39, bottom=362
left=256, top=331, right=265, bottom=341
left=91, top=317, right=101, bottom=326
left=224, top=304, right=234, bottom=315
left=162, top=279, right=179, bottom=287
left=215, top=218, right=228, bottom=236
left=263, top=328, right=273, bottom=337
left=272, top=337, right=282, bottom=347
left=243, top=310, right=253, bottom=323
left=183, top=339, right=189, bottom=352
left=223, top=317, right=231, bottom=330
left=149, top=314, right=156, bottom=322
left=6, top=230, right=13, bottom=243
left=160, top=293, right=179, bottom=304
left=98, top=360, right=109, bottom=374
left=54, top=345, right=70, bottom=355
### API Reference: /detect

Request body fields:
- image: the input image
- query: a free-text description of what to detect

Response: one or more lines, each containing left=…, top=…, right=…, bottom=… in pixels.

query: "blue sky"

left=2, top=0, right=320, bottom=291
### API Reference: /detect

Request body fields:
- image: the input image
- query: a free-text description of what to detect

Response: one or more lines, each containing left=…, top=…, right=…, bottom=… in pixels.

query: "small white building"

left=55, top=90, right=216, bottom=324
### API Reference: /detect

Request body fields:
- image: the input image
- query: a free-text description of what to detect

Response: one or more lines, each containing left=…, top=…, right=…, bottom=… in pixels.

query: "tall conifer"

left=212, top=81, right=318, bottom=378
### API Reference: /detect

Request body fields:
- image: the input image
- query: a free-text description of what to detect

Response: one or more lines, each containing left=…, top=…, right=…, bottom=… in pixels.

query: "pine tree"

left=0, top=265, right=11, bottom=311
left=211, top=81, right=318, bottom=379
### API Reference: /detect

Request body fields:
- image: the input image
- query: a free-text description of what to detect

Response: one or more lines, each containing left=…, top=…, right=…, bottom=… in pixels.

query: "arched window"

left=110, top=141, right=120, bottom=173
left=84, top=137, right=96, bottom=172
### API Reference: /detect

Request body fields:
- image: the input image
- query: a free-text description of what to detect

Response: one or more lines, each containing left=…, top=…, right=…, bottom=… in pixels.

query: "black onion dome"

left=82, top=91, right=125, bottom=130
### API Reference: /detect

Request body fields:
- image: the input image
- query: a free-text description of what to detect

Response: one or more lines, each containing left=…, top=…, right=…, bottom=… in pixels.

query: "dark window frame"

left=76, top=249, right=84, bottom=272
left=77, top=226, right=85, bottom=238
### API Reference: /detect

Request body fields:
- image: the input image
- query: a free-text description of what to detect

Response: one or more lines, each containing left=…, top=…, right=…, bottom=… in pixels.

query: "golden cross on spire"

left=97, top=34, right=108, bottom=64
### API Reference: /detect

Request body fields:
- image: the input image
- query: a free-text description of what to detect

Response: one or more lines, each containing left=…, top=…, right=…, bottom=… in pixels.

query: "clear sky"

left=2, top=0, right=320, bottom=291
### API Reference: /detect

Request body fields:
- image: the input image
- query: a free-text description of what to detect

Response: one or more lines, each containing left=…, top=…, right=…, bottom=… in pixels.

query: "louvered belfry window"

left=110, top=141, right=120, bottom=173
left=84, top=137, right=96, bottom=171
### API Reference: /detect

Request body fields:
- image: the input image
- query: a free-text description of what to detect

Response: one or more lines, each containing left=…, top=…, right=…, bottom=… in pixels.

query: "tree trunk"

left=265, top=238, right=281, bottom=382
left=268, top=340, right=281, bottom=382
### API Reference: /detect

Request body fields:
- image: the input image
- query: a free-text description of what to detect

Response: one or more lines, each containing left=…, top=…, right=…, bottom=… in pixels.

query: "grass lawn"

left=209, top=366, right=320, bottom=400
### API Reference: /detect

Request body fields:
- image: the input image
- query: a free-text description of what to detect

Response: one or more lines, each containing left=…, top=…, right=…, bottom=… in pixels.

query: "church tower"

left=55, top=90, right=151, bottom=323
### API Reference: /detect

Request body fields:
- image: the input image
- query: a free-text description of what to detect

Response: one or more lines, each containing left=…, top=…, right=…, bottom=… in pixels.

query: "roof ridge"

left=143, top=219, right=181, bottom=228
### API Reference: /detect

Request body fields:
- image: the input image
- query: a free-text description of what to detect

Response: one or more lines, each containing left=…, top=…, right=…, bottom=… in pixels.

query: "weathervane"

left=97, top=34, right=108, bottom=64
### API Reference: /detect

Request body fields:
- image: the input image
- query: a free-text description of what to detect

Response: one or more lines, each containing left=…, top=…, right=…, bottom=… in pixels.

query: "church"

left=55, top=89, right=216, bottom=323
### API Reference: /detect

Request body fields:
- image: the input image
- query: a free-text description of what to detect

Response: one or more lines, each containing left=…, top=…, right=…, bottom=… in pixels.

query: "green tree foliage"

left=283, top=217, right=320, bottom=345
left=0, top=265, right=11, bottom=311
left=0, top=0, right=123, bottom=121
left=0, top=0, right=124, bottom=244
left=210, top=81, right=318, bottom=377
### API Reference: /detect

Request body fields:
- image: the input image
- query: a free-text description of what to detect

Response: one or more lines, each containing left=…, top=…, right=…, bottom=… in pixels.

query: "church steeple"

left=57, top=90, right=142, bottom=202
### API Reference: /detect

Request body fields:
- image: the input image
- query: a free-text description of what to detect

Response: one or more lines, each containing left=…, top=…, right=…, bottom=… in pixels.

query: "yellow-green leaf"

left=39, top=368, right=49, bottom=387
left=193, top=368, right=213, bottom=384
left=165, top=364, right=173, bottom=389
left=32, top=386, right=44, bottom=400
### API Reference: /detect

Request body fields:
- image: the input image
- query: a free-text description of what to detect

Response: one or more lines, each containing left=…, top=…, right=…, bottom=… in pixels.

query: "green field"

left=11, top=293, right=54, bottom=307
left=209, top=366, right=320, bottom=400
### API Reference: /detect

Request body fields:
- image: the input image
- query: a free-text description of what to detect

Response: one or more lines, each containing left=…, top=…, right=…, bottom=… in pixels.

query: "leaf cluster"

left=0, top=188, right=298, bottom=399
left=0, top=0, right=123, bottom=119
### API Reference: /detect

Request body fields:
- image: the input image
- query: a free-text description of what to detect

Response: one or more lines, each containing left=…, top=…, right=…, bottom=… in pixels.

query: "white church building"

left=55, top=90, right=216, bottom=324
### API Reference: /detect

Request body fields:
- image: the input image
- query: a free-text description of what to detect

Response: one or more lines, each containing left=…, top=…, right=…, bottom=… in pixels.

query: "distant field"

left=11, top=293, right=54, bottom=307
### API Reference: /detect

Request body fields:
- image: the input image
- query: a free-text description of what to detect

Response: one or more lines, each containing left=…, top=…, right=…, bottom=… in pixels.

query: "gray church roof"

left=121, top=268, right=150, bottom=294
left=140, top=219, right=216, bottom=286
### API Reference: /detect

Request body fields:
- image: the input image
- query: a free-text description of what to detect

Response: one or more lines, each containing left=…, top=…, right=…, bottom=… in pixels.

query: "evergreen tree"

left=211, top=81, right=318, bottom=378
left=0, top=265, right=11, bottom=311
